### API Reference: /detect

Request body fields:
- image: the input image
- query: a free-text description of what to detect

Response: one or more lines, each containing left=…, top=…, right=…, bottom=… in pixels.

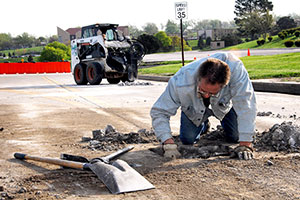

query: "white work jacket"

left=150, top=52, right=257, bottom=143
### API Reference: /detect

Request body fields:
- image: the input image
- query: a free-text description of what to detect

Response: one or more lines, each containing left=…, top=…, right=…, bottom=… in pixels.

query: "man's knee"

left=179, top=135, right=195, bottom=145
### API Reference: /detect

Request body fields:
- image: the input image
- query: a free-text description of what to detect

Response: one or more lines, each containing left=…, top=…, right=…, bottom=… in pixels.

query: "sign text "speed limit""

left=175, top=2, right=188, bottom=20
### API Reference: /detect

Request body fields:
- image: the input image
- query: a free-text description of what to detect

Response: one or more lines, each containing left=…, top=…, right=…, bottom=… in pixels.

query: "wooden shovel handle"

left=14, top=153, right=90, bottom=170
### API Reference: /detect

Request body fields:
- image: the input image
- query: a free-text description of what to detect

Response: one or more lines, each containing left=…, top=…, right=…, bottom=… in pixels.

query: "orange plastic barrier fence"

left=0, top=62, right=71, bottom=74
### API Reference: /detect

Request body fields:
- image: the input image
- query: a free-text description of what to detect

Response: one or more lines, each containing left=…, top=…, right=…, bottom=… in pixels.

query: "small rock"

left=0, top=186, right=3, bottom=192
left=81, top=137, right=91, bottom=142
left=266, top=160, right=274, bottom=166
left=92, top=129, right=104, bottom=140
left=1, top=192, right=8, bottom=197
left=104, top=124, right=116, bottom=134
left=18, top=187, right=27, bottom=193
left=0, top=128, right=3, bottom=132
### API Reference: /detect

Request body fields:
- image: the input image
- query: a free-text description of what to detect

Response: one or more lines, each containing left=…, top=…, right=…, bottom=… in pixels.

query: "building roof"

left=66, top=27, right=81, bottom=35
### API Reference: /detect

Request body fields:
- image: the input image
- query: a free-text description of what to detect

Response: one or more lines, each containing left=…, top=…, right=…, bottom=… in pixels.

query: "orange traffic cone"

left=247, top=48, right=251, bottom=56
left=194, top=57, right=196, bottom=60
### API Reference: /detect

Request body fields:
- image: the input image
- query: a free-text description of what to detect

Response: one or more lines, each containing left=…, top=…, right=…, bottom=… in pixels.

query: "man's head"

left=197, top=58, right=231, bottom=98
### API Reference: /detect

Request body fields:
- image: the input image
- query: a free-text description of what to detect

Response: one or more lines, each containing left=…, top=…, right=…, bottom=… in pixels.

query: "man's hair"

left=197, top=58, right=231, bottom=85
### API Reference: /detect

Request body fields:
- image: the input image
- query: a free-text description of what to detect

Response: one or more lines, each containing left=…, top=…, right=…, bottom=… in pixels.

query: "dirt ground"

left=0, top=103, right=299, bottom=200
left=0, top=75, right=300, bottom=200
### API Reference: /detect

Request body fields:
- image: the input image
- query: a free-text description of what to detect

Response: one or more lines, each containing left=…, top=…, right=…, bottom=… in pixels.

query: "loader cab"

left=81, top=23, right=124, bottom=41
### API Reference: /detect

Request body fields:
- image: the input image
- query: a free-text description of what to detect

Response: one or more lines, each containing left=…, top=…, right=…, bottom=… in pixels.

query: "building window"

left=70, top=35, right=75, bottom=40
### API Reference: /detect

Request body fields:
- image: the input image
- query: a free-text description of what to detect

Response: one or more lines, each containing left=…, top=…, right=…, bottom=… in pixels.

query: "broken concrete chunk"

left=104, top=124, right=116, bottom=134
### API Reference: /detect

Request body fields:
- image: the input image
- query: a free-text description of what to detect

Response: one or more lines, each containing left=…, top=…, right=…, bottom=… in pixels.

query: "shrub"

left=295, top=31, right=300, bottom=37
left=256, top=39, right=265, bottom=46
left=39, top=46, right=67, bottom=62
left=137, top=34, right=160, bottom=54
left=39, top=41, right=70, bottom=62
left=278, top=32, right=285, bottom=40
left=295, top=39, right=300, bottom=47
left=221, top=34, right=243, bottom=47
left=268, top=36, right=273, bottom=42
left=205, top=37, right=212, bottom=46
left=284, top=40, right=294, bottom=47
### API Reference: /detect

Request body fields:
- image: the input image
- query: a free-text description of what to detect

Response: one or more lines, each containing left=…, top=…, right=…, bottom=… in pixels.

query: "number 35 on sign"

left=175, top=2, right=188, bottom=20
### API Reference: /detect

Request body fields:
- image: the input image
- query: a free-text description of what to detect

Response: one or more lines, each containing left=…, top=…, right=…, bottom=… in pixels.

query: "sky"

left=1, top=0, right=300, bottom=37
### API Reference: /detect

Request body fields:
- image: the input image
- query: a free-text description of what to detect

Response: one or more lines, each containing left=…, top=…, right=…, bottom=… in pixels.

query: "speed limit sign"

left=175, top=2, right=188, bottom=20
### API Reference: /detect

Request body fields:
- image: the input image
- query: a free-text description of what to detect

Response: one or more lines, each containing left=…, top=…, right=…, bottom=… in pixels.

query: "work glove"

left=230, top=145, right=254, bottom=160
left=163, top=144, right=181, bottom=159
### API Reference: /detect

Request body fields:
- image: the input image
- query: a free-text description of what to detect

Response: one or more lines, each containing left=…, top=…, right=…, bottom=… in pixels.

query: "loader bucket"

left=89, top=159, right=155, bottom=194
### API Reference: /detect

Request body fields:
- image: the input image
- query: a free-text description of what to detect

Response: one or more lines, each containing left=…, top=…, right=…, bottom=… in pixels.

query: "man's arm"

left=150, top=77, right=181, bottom=143
left=229, top=60, right=257, bottom=141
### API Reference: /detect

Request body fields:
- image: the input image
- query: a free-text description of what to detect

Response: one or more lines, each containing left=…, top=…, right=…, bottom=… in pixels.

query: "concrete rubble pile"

left=83, top=125, right=157, bottom=151
left=118, top=81, right=153, bottom=86
left=254, top=121, right=300, bottom=152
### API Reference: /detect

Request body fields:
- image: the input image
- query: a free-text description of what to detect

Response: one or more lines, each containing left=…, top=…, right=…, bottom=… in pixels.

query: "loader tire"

left=107, top=78, right=121, bottom=84
left=86, top=62, right=103, bottom=85
left=74, top=63, right=88, bottom=85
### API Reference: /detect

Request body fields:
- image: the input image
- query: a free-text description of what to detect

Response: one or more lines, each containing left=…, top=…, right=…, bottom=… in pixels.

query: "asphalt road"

left=1, top=73, right=299, bottom=133
left=143, top=48, right=300, bottom=62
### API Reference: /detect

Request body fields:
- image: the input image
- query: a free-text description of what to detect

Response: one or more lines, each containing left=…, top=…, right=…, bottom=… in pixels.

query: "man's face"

left=197, top=78, right=222, bottom=99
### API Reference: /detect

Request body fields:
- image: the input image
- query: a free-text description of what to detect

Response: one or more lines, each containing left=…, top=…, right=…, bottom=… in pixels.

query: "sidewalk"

left=138, top=75, right=300, bottom=95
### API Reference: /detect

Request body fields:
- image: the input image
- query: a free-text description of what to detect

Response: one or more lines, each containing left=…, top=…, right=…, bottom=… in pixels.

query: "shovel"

left=14, top=146, right=155, bottom=194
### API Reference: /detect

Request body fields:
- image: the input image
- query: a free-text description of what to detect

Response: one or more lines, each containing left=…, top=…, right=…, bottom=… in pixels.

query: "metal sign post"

left=175, top=2, right=188, bottom=66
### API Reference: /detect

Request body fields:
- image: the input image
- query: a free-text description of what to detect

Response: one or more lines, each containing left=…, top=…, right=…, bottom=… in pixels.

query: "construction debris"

left=118, top=81, right=153, bottom=86
left=254, top=121, right=300, bottom=152
left=84, top=125, right=157, bottom=151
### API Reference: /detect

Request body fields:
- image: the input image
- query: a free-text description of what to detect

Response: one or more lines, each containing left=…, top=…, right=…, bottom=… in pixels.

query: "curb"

left=138, top=75, right=300, bottom=95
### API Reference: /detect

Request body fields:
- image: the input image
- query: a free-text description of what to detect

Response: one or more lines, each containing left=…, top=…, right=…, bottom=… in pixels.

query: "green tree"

left=128, top=25, right=143, bottom=39
left=191, top=19, right=226, bottom=30
left=0, top=33, right=12, bottom=50
left=142, top=23, right=159, bottom=35
left=48, top=35, right=58, bottom=43
left=170, top=36, right=191, bottom=51
left=165, top=20, right=179, bottom=35
left=206, top=37, right=212, bottom=46
left=234, top=0, right=274, bottom=39
left=197, top=36, right=204, bottom=49
left=13, top=32, right=35, bottom=48
left=39, top=41, right=70, bottom=62
left=221, top=33, right=243, bottom=47
left=154, top=31, right=172, bottom=51
left=276, top=16, right=297, bottom=30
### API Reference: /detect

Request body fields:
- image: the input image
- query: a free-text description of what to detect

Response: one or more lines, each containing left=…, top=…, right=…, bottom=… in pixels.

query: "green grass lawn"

left=224, top=35, right=300, bottom=50
left=0, top=46, right=44, bottom=56
left=0, top=56, right=39, bottom=63
left=139, top=52, right=300, bottom=79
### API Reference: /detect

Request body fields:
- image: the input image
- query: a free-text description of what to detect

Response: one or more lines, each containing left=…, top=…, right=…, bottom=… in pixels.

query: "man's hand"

left=163, top=143, right=181, bottom=159
left=231, top=142, right=254, bottom=160
left=230, top=142, right=253, bottom=160
left=232, top=145, right=253, bottom=160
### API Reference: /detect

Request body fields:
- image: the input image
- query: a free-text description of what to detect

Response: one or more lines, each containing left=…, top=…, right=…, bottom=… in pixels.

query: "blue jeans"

left=179, top=108, right=238, bottom=144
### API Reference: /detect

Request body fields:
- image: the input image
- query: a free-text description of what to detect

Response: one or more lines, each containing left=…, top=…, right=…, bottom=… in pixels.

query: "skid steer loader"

left=71, top=23, right=144, bottom=85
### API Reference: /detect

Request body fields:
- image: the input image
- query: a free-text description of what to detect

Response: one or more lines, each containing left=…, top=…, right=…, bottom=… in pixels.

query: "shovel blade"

left=89, top=159, right=155, bottom=194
